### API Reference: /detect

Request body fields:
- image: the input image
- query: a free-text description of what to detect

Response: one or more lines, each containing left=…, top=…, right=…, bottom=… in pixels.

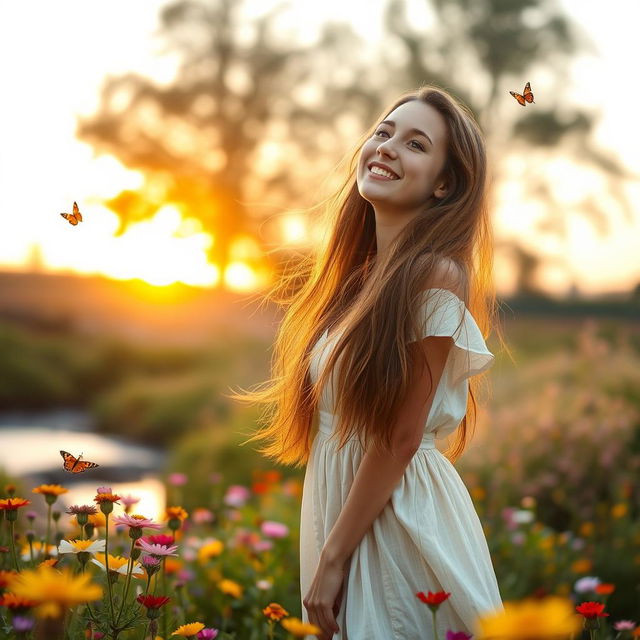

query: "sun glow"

left=45, top=204, right=225, bottom=287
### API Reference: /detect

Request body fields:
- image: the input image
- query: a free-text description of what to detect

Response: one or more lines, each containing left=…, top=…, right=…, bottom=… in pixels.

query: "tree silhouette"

left=76, top=0, right=382, bottom=285
left=380, top=0, right=637, bottom=294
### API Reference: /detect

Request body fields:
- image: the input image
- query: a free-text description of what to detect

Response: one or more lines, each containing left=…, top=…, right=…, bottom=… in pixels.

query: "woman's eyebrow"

left=379, top=120, right=433, bottom=146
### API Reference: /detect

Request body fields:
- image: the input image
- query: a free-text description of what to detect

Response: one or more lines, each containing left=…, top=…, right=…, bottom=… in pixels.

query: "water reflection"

left=0, top=410, right=167, bottom=523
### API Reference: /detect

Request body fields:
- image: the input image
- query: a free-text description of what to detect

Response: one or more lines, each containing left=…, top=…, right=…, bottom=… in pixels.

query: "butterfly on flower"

left=60, top=450, right=99, bottom=474
left=60, top=201, right=83, bottom=226
left=509, top=81, right=535, bottom=106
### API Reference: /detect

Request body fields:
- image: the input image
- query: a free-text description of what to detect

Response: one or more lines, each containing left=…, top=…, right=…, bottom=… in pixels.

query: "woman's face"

left=356, top=100, right=449, bottom=214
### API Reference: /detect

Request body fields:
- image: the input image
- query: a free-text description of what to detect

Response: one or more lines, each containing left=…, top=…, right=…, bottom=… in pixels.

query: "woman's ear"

left=433, top=179, right=448, bottom=199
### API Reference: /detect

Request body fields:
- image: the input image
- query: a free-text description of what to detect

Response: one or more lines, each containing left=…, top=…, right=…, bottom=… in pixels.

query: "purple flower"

left=574, top=576, right=601, bottom=593
left=223, top=485, right=250, bottom=507
left=252, top=539, right=273, bottom=552
left=197, top=629, right=219, bottom=639
left=446, top=632, right=472, bottom=640
left=260, top=520, right=289, bottom=538
left=12, top=616, right=35, bottom=632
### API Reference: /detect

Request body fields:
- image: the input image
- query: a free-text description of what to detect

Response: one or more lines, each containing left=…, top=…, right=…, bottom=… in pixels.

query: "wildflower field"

left=0, top=317, right=638, bottom=639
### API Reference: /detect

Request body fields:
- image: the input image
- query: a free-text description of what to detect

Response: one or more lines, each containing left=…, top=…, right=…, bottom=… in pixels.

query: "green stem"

left=115, top=538, right=136, bottom=626
left=161, top=560, right=168, bottom=639
left=44, top=502, right=52, bottom=560
left=431, top=609, right=438, bottom=640
left=8, top=520, right=20, bottom=572
left=103, top=514, right=116, bottom=628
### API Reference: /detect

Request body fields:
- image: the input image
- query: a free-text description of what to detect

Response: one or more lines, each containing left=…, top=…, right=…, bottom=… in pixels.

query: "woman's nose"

left=376, top=138, right=398, bottom=158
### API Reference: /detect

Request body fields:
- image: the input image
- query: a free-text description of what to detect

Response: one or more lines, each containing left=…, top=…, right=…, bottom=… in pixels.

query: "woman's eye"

left=410, top=140, right=425, bottom=151
left=374, top=129, right=389, bottom=138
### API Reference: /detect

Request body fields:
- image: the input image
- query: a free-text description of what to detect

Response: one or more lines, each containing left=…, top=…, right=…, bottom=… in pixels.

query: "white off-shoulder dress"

left=299, top=288, right=504, bottom=639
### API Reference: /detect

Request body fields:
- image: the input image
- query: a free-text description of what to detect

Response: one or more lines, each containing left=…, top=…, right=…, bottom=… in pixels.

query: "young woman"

left=232, top=85, right=505, bottom=639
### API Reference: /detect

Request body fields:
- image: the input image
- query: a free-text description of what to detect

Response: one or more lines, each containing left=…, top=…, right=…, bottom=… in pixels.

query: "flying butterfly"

left=60, top=450, right=99, bottom=474
left=510, top=81, right=535, bottom=106
left=60, top=201, right=83, bottom=226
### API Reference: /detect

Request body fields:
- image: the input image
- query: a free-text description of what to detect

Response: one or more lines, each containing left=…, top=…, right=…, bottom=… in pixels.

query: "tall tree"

left=76, top=0, right=382, bottom=285
left=380, top=0, right=636, bottom=294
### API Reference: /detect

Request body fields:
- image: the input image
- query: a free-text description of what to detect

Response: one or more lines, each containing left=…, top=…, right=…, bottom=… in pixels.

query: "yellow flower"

left=218, top=578, right=243, bottom=598
left=32, top=484, right=68, bottom=497
left=474, top=596, right=581, bottom=639
left=197, top=540, right=224, bottom=563
left=92, top=553, right=145, bottom=577
left=164, top=557, right=183, bottom=575
left=10, top=565, right=102, bottom=618
left=263, top=602, right=289, bottom=621
left=611, top=503, right=627, bottom=518
left=281, top=617, right=322, bottom=636
left=20, top=541, right=57, bottom=562
left=579, top=522, right=594, bottom=537
left=171, top=622, right=205, bottom=636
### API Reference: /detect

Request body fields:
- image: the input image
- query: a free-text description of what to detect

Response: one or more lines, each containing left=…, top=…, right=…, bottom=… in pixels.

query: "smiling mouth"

left=367, top=163, right=400, bottom=180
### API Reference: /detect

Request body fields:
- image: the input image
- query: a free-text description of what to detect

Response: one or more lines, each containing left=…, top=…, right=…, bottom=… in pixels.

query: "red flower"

left=416, top=590, right=451, bottom=611
left=576, top=601, right=610, bottom=619
left=141, top=534, right=175, bottom=547
left=594, top=583, right=615, bottom=595
left=136, top=594, right=171, bottom=609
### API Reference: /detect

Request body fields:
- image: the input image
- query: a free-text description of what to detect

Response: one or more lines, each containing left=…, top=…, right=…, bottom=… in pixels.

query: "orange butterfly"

left=60, top=450, right=99, bottom=474
left=60, top=201, right=83, bottom=226
left=510, top=81, right=535, bottom=106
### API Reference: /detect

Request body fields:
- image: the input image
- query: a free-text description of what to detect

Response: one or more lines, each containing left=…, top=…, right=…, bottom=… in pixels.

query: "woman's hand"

left=303, top=552, right=347, bottom=639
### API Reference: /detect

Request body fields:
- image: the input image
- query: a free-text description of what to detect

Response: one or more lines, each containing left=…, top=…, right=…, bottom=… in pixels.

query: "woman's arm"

left=303, top=334, right=453, bottom=638
left=322, top=333, right=453, bottom=564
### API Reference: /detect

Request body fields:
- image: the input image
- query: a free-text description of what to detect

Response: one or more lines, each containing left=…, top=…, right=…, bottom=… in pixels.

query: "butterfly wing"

left=510, top=91, right=526, bottom=106
left=73, top=460, right=100, bottom=473
left=523, top=81, right=535, bottom=103
left=60, top=450, right=78, bottom=472
left=72, top=201, right=83, bottom=222
left=60, top=213, right=79, bottom=226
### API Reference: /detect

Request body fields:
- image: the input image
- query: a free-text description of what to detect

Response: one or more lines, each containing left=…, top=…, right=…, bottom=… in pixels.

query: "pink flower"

left=193, top=508, right=214, bottom=524
left=136, top=539, right=178, bottom=557
left=446, top=632, right=472, bottom=640
left=141, top=554, right=161, bottom=567
left=613, top=620, right=637, bottom=631
left=113, top=513, right=163, bottom=530
left=252, top=540, right=273, bottom=552
left=223, top=485, right=250, bottom=507
left=96, top=486, right=112, bottom=495
left=197, top=629, right=219, bottom=639
left=168, top=472, right=188, bottom=486
left=260, top=520, right=289, bottom=538
left=119, top=494, right=141, bottom=509
left=256, top=579, right=272, bottom=590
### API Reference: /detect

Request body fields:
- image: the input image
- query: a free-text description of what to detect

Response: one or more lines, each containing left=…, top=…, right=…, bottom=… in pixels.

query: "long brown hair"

left=226, top=84, right=506, bottom=468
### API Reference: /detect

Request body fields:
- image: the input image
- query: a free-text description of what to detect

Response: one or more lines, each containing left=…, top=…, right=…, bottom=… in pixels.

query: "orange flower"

left=0, top=498, right=31, bottom=511
left=263, top=602, right=289, bottom=621
left=0, top=570, right=18, bottom=588
left=0, top=592, right=38, bottom=609
left=93, top=493, right=120, bottom=504
left=165, top=506, right=188, bottom=521
left=594, top=583, right=615, bottom=595
left=32, top=485, right=68, bottom=497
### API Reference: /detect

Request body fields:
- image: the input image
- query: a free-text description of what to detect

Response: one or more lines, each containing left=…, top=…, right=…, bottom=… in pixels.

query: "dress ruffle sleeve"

left=410, top=287, right=495, bottom=386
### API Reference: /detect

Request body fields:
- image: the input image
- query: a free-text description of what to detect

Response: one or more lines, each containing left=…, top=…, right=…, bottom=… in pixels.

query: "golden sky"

left=0, top=0, right=638, bottom=296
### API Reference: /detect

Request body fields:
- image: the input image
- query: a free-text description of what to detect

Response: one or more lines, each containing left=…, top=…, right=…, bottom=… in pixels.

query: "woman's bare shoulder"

left=418, top=255, right=466, bottom=298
